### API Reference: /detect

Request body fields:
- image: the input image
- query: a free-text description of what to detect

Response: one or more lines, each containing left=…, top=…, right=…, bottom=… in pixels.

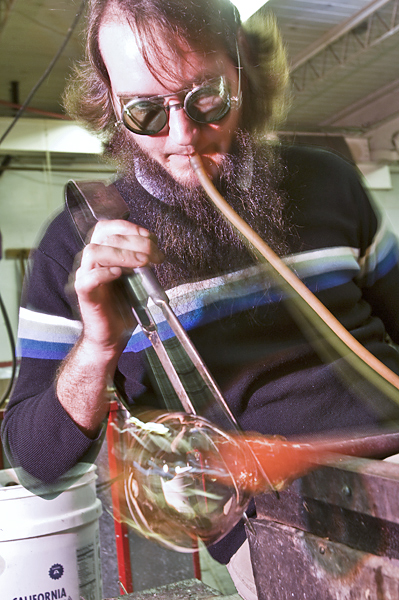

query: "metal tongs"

left=65, top=180, right=238, bottom=428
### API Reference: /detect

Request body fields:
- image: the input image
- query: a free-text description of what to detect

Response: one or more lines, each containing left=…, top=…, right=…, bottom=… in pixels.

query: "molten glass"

left=110, top=410, right=399, bottom=552
left=116, top=412, right=253, bottom=551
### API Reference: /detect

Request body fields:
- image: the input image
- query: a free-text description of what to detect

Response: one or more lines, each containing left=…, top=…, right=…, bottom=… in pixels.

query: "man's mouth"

left=192, top=152, right=223, bottom=179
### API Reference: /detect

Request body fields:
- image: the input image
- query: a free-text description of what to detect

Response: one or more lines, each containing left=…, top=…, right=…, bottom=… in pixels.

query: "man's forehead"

left=100, top=16, right=204, bottom=60
left=99, top=19, right=232, bottom=93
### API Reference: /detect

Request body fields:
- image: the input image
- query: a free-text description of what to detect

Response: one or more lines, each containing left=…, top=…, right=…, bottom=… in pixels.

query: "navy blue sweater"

left=4, top=145, right=399, bottom=562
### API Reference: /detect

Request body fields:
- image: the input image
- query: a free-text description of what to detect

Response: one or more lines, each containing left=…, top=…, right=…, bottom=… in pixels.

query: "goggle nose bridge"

left=166, top=101, right=186, bottom=113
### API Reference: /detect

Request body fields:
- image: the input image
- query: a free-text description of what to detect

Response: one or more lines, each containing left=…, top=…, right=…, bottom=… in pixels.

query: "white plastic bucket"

left=0, top=466, right=103, bottom=600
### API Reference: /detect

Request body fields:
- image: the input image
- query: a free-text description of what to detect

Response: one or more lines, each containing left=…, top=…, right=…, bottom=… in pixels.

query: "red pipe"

left=0, top=99, right=71, bottom=120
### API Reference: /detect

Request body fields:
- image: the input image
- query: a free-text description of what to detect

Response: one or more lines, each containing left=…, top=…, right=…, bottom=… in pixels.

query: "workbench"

left=247, top=456, right=399, bottom=599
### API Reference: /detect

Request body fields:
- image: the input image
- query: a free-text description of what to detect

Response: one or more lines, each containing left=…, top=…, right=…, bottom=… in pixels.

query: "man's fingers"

left=81, top=240, right=163, bottom=271
left=86, top=220, right=163, bottom=266
left=90, top=220, right=157, bottom=244
left=74, top=219, right=164, bottom=306
left=75, top=264, right=122, bottom=297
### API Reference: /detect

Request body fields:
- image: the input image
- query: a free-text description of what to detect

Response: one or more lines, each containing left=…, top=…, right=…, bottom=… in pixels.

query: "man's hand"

left=57, top=220, right=164, bottom=436
left=75, top=220, right=164, bottom=353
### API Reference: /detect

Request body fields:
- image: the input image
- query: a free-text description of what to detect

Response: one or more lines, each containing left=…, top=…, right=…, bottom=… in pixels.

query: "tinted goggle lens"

left=123, top=100, right=168, bottom=135
left=121, top=77, right=231, bottom=135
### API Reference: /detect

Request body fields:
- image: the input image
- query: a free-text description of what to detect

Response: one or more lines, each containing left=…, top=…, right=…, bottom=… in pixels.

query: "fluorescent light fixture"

left=231, top=0, right=268, bottom=22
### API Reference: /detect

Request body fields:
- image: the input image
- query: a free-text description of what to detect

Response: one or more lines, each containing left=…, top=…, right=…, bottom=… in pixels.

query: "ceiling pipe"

left=0, top=100, right=71, bottom=120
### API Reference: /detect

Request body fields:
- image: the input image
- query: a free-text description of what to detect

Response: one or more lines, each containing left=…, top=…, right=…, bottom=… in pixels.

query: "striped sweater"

left=3, top=145, right=399, bottom=562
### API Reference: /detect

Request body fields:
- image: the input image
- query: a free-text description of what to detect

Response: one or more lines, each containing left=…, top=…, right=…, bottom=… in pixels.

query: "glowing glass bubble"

left=120, top=412, right=252, bottom=552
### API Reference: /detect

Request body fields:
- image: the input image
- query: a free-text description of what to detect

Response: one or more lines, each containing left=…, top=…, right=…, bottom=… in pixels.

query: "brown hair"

left=64, top=0, right=290, bottom=138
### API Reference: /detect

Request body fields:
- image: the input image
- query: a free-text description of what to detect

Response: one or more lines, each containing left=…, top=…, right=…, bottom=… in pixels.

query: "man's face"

left=99, top=19, right=241, bottom=186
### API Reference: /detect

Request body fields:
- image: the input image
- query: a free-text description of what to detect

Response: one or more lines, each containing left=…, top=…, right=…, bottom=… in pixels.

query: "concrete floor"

left=106, top=578, right=241, bottom=600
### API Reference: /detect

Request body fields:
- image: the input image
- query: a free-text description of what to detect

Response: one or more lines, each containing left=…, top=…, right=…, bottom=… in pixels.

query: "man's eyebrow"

left=117, top=92, right=149, bottom=100
left=117, top=89, right=155, bottom=98
left=117, top=74, right=221, bottom=101
left=117, top=91, right=174, bottom=103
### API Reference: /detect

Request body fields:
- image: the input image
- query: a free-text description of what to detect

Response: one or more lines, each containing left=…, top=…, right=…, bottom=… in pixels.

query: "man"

left=3, top=1, right=399, bottom=598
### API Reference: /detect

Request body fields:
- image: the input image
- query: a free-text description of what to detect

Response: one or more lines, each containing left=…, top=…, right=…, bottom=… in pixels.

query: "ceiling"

left=0, top=0, right=398, bottom=163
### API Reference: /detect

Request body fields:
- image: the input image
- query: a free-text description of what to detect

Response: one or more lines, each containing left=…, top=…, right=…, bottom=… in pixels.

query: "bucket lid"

left=0, top=466, right=102, bottom=541
left=0, top=465, right=97, bottom=500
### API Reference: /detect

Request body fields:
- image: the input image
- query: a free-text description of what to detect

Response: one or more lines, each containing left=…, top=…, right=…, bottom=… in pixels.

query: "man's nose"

left=167, top=104, right=199, bottom=147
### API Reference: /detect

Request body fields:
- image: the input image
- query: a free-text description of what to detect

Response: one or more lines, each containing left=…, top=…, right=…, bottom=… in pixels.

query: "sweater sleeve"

left=1, top=210, right=105, bottom=486
left=356, top=213, right=399, bottom=344
left=282, top=145, right=399, bottom=344
left=335, top=151, right=399, bottom=344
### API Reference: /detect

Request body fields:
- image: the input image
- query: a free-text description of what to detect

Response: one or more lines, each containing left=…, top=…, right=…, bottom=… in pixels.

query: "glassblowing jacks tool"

left=65, top=179, right=238, bottom=430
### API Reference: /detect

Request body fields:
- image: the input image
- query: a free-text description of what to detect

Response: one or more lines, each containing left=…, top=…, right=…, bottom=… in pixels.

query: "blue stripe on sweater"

left=17, top=241, right=398, bottom=359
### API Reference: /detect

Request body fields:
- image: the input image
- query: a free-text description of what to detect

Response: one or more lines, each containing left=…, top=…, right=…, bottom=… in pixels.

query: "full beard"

left=104, top=128, right=292, bottom=289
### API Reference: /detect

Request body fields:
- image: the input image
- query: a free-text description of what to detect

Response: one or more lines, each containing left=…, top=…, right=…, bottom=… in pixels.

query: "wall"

left=371, top=170, right=399, bottom=234
left=0, top=163, right=113, bottom=365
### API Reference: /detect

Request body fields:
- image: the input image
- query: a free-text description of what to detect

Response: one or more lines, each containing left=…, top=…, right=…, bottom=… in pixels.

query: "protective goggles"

left=118, top=75, right=241, bottom=136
